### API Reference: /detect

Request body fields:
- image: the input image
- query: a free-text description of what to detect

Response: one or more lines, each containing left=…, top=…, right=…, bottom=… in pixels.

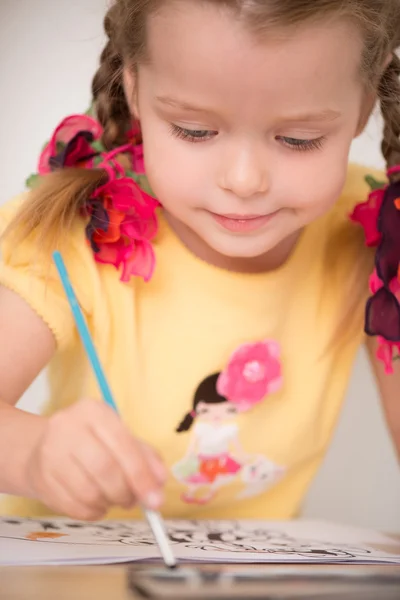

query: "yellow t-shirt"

left=0, top=164, right=378, bottom=520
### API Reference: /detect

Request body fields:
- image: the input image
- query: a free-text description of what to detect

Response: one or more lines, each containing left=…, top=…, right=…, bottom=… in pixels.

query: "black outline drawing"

left=0, top=517, right=379, bottom=560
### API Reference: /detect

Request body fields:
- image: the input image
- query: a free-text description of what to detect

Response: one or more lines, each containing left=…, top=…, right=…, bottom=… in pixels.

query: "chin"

left=206, top=236, right=278, bottom=259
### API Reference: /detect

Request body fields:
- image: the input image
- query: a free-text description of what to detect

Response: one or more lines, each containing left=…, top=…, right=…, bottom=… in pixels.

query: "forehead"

left=142, top=1, right=364, bottom=117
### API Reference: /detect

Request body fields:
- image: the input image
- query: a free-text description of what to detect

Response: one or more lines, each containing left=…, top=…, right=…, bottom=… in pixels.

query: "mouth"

left=210, top=211, right=277, bottom=233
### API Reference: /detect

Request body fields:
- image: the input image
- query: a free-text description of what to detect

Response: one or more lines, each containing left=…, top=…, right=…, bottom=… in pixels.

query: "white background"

left=0, top=0, right=399, bottom=530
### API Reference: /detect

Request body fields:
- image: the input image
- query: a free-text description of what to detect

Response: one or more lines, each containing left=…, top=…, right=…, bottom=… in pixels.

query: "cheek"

left=276, top=150, right=349, bottom=219
left=140, top=115, right=212, bottom=208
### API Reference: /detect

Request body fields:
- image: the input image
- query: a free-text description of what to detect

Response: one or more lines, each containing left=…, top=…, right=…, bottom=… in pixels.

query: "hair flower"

left=29, top=112, right=160, bottom=283
left=85, top=173, right=159, bottom=282
left=351, top=167, right=400, bottom=373
left=38, top=115, right=103, bottom=174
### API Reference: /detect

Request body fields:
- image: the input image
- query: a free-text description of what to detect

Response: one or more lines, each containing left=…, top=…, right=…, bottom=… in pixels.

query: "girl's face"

left=195, top=401, right=237, bottom=424
left=127, top=1, right=369, bottom=271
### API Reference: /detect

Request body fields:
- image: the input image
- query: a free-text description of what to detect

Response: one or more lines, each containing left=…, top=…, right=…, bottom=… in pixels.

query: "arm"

left=366, top=337, right=400, bottom=460
left=0, top=284, right=56, bottom=494
left=0, top=285, right=166, bottom=518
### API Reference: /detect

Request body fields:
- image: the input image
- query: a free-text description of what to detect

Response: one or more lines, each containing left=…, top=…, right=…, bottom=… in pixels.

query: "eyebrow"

left=156, top=95, right=341, bottom=122
left=155, top=95, right=214, bottom=113
left=283, top=109, right=341, bottom=123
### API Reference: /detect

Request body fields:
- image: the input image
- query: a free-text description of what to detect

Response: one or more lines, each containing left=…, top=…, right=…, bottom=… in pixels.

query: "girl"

left=173, top=343, right=284, bottom=504
left=0, top=0, right=399, bottom=522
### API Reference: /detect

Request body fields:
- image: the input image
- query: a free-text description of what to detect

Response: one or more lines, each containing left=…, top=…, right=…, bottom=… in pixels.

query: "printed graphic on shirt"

left=172, top=341, right=286, bottom=505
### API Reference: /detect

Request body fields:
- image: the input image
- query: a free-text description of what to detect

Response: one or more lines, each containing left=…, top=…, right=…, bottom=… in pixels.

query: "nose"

left=218, top=141, right=269, bottom=199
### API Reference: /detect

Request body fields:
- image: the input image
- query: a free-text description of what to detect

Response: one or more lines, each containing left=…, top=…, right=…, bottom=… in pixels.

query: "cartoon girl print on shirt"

left=172, top=340, right=287, bottom=505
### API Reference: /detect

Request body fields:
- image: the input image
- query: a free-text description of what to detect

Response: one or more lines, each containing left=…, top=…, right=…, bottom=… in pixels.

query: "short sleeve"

left=0, top=194, right=94, bottom=351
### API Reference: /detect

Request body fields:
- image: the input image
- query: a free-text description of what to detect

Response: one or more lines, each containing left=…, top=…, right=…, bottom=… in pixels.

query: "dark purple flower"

left=49, top=131, right=97, bottom=170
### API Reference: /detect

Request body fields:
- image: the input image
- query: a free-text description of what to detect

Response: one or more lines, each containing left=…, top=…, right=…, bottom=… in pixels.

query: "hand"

left=25, top=398, right=167, bottom=520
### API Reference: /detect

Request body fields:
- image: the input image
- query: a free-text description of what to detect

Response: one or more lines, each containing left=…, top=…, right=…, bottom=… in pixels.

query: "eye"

left=170, top=124, right=217, bottom=143
left=276, top=135, right=326, bottom=152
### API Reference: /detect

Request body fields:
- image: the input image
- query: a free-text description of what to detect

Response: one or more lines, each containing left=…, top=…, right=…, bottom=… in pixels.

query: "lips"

left=210, top=212, right=276, bottom=233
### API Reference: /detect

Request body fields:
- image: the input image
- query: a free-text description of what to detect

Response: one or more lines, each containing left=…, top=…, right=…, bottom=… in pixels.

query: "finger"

left=86, top=406, right=164, bottom=509
left=72, top=433, right=136, bottom=509
left=139, top=442, right=168, bottom=485
left=47, top=459, right=108, bottom=521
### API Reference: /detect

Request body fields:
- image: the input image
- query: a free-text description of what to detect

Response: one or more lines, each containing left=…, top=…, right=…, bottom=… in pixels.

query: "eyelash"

left=276, top=135, right=326, bottom=152
left=170, top=124, right=326, bottom=152
left=170, top=124, right=216, bottom=143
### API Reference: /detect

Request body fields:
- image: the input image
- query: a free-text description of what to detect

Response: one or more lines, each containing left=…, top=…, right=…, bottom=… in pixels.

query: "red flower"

left=35, top=112, right=160, bottom=284
left=349, top=187, right=386, bottom=247
left=127, top=122, right=145, bottom=174
left=217, top=341, right=283, bottom=412
left=38, top=115, right=103, bottom=174
left=376, top=338, right=400, bottom=375
left=87, top=177, right=160, bottom=282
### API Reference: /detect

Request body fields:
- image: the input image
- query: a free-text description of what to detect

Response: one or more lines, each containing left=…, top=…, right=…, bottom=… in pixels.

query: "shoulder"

left=0, top=192, right=93, bottom=290
left=0, top=193, right=99, bottom=348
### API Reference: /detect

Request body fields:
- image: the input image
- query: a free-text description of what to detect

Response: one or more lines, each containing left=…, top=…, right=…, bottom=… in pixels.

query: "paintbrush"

left=53, top=250, right=177, bottom=569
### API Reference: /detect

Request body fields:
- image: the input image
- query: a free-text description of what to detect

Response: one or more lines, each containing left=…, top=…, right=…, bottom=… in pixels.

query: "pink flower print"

left=217, top=340, right=283, bottom=412
left=350, top=187, right=386, bottom=247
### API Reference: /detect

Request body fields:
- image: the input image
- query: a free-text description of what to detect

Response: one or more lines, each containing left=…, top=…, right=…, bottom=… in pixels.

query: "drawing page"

left=0, top=517, right=399, bottom=566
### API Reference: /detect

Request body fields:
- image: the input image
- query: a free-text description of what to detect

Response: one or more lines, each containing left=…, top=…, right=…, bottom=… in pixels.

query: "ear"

left=123, top=67, right=140, bottom=118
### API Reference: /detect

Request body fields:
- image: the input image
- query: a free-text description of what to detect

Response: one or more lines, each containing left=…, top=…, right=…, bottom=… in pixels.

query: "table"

left=1, top=563, right=400, bottom=599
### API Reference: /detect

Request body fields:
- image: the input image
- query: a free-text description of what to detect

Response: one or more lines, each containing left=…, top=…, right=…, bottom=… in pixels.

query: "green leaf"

left=25, top=173, right=41, bottom=189
left=365, top=174, right=386, bottom=191
left=125, top=169, right=139, bottom=181
left=91, top=139, right=106, bottom=153
left=93, top=155, right=104, bottom=167
left=55, top=141, right=65, bottom=153
left=85, top=103, right=95, bottom=117
left=136, top=174, right=155, bottom=196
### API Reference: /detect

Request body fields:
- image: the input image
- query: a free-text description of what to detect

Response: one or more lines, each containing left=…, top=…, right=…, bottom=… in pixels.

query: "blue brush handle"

left=52, top=251, right=119, bottom=413
left=52, top=250, right=177, bottom=568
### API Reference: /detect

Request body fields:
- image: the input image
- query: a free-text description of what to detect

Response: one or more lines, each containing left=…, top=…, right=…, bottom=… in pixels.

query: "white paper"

left=0, top=517, right=399, bottom=566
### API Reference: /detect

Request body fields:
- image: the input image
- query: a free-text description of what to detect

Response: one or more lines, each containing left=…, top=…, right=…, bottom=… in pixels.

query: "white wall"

left=1, top=0, right=399, bottom=531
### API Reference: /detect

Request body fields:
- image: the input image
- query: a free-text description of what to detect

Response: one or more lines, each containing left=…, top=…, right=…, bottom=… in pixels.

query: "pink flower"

left=368, top=270, right=400, bottom=374
left=217, top=341, right=283, bottom=412
left=376, top=338, right=400, bottom=375
left=350, top=187, right=386, bottom=247
left=369, top=269, right=400, bottom=297
left=38, top=115, right=103, bottom=174
left=94, top=237, right=157, bottom=283
left=132, top=145, right=145, bottom=174
left=127, top=122, right=145, bottom=174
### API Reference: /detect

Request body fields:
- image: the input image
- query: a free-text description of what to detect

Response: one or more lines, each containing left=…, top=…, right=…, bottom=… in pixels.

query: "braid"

left=91, top=5, right=132, bottom=150
left=379, top=52, right=400, bottom=180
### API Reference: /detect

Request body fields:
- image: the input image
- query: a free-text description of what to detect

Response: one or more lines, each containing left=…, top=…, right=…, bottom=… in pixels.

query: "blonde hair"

left=4, top=0, right=400, bottom=339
